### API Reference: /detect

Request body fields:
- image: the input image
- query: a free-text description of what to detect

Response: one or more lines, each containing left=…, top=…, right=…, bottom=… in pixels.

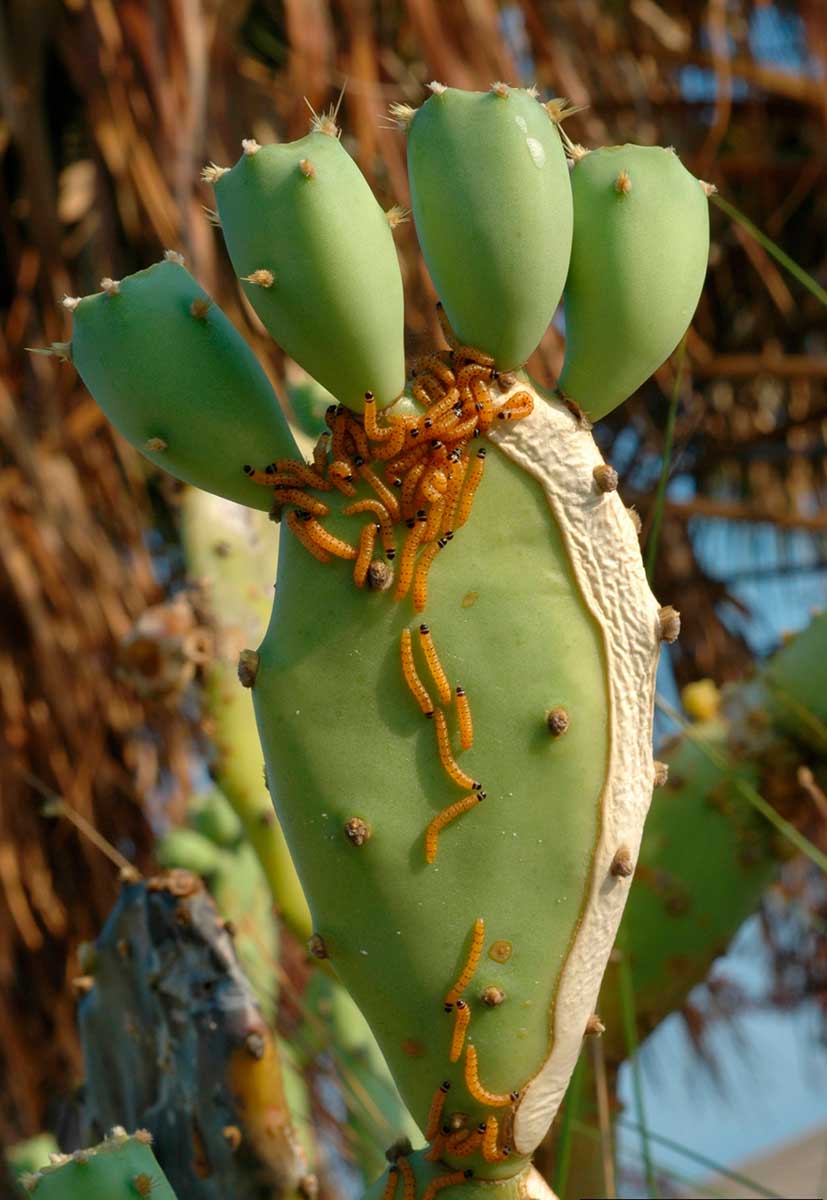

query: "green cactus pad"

left=407, top=86, right=572, bottom=369
left=69, top=259, right=298, bottom=510
left=600, top=721, right=775, bottom=1060
left=763, top=611, right=827, bottom=751
left=215, top=134, right=405, bottom=412
left=251, top=385, right=661, bottom=1175
left=18, top=1130, right=177, bottom=1198
left=559, top=145, right=710, bottom=420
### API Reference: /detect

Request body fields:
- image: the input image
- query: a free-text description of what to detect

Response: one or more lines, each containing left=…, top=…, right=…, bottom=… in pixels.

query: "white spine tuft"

left=62, top=295, right=81, bottom=312
left=385, top=205, right=410, bottom=230
left=242, top=138, right=261, bottom=156
left=163, top=249, right=185, bottom=265
left=201, top=162, right=230, bottom=184
left=242, top=269, right=274, bottom=288
left=427, top=80, right=447, bottom=95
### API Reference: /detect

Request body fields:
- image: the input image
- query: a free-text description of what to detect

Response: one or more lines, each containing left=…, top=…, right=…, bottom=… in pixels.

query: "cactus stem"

left=237, top=648, right=260, bottom=687
left=700, top=179, right=718, bottom=197
left=201, top=162, right=230, bottom=183
left=610, top=846, right=634, bottom=878
left=344, top=817, right=371, bottom=846
left=658, top=605, right=681, bottom=643
left=144, top=437, right=168, bottom=452
left=242, top=269, right=275, bottom=288
left=614, top=169, right=633, bottom=195
left=593, top=463, right=618, bottom=493
left=546, top=706, right=570, bottom=737
left=189, top=297, right=211, bottom=319
left=241, top=137, right=261, bottom=156
left=163, top=249, right=185, bottom=266
left=100, top=276, right=121, bottom=295
left=490, top=81, right=510, bottom=98
left=427, top=80, right=447, bottom=95
left=385, top=204, right=410, bottom=229
left=298, top=157, right=316, bottom=178
left=584, top=1013, right=606, bottom=1036
left=653, top=760, right=670, bottom=787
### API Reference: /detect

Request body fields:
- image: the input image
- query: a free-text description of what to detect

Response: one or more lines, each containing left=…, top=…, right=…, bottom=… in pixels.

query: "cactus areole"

left=60, top=82, right=711, bottom=1196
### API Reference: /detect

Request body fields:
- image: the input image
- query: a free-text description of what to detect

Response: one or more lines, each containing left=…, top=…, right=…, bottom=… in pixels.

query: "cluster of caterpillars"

left=243, top=327, right=533, bottom=608
left=420, top=917, right=519, bottom=1174
left=400, top=624, right=480, bottom=864
left=380, top=920, right=517, bottom=1195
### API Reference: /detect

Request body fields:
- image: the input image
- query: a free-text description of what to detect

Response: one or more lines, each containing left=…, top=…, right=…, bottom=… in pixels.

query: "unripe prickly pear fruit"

left=215, top=132, right=405, bottom=412
left=559, top=145, right=710, bottom=420
left=68, top=258, right=298, bottom=510
left=406, top=85, right=572, bottom=369
left=17, top=1129, right=177, bottom=1198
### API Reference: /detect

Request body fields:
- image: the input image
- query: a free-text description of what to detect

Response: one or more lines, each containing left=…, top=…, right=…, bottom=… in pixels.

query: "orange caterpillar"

left=342, top=499, right=396, bottom=560
left=481, top=1116, right=511, bottom=1163
left=433, top=710, right=481, bottom=792
left=418, top=625, right=451, bottom=705
left=495, top=390, right=534, bottom=422
left=394, top=513, right=427, bottom=602
left=445, top=918, right=485, bottom=1009
left=285, top=510, right=331, bottom=564
left=463, top=1044, right=520, bottom=1109
left=398, top=1158, right=416, bottom=1200
left=301, top=518, right=358, bottom=561
left=270, top=488, right=329, bottom=517
left=455, top=686, right=473, bottom=750
left=443, top=1128, right=483, bottom=1158
left=382, top=1166, right=399, bottom=1200
left=353, top=522, right=377, bottom=588
left=425, top=1080, right=451, bottom=1141
left=413, top=541, right=443, bottom=613
left=425, top=793, right=482, bottom=865
left=400, top=628, right=434, bottom=718
left=422, top=1171, right=474, bottom=1200
left=455, top=449, right=486, bottom=529
left=449, top=999, right=471, bottom=1062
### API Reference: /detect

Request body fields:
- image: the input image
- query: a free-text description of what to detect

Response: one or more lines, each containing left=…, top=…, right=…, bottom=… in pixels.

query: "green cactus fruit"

left=559, top=145, right=710, bottom=420
left=214, top=133, right=405, bottom=413
left=251, top=383, right=662, bottom=1185
left=67, top=257, right=298, bottom=510
left=17, top=1130, right=177, bottom=1199
left=406, top=84, right=572, bottom=370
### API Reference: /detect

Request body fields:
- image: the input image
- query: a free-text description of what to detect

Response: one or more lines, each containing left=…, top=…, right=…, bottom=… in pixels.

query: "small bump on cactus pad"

left=68, top=259, right=297, bottom=510
left=215, top=132, right=405, bottom=412
left=406, top=85, right=572, bottom=369
left=559, top=144, right=710, bottom=420
left=19, top=1130, right=177, bottom=1198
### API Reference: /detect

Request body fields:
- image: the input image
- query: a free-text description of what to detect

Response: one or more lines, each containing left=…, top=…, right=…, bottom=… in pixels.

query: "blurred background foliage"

left=0, top=0, right=826, bottom=1196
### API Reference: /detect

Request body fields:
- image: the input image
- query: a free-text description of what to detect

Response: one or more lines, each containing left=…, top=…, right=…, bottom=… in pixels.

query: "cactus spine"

left=55, top=81, right=714, bottom=1195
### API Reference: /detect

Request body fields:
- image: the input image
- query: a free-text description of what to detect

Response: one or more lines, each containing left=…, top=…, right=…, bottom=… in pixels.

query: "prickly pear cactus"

left=16, top=1129, right=177, bottom=1198
left=55, top=81, right=712, bottom=1196
left=78, top=872, right=312, bottom=1199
